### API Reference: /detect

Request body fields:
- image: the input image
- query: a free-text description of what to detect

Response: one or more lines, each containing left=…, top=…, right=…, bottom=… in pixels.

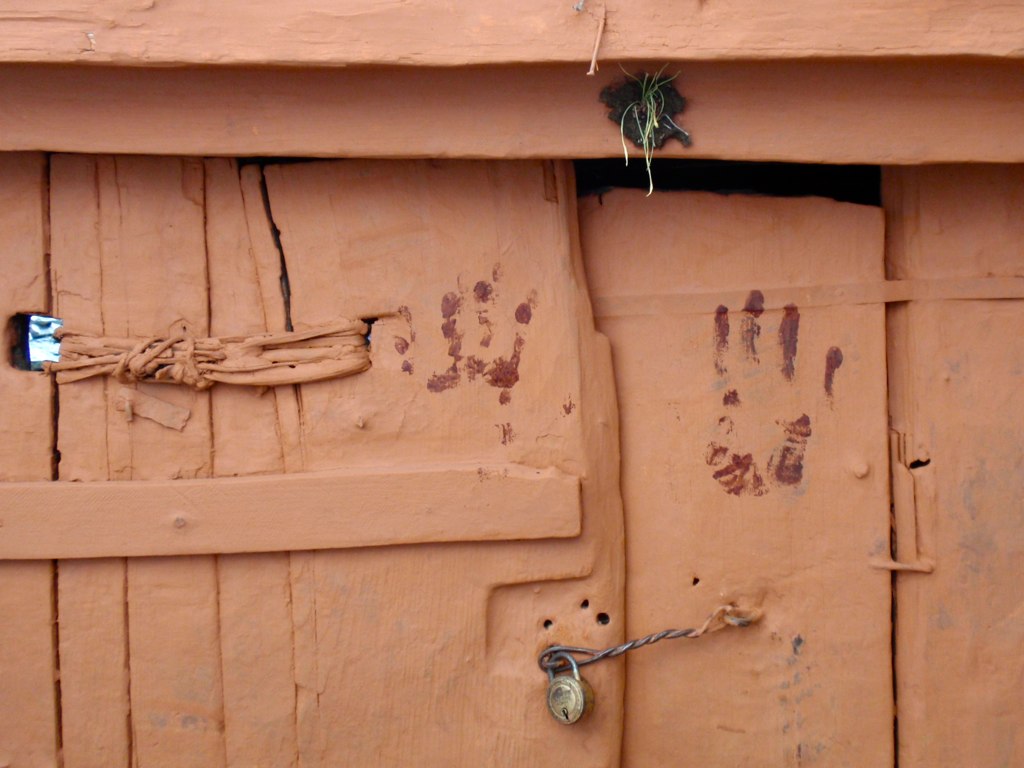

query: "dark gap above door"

left=574, top=159, right=881, bottom=206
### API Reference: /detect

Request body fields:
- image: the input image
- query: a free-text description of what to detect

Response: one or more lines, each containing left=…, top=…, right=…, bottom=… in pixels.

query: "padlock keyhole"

left=562, top=707, right=569, bottom=721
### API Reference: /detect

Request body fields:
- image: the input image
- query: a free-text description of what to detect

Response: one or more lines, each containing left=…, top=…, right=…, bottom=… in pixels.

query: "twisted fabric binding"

left=45, top=319, right=370, bottom=390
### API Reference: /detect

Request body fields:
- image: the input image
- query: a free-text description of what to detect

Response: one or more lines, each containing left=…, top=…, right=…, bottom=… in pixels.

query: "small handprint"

left=705, top=290, right=843, bottom=497
left=393, top=304, right=414, bottom=375
left=426, top=265, right=536, bottom=405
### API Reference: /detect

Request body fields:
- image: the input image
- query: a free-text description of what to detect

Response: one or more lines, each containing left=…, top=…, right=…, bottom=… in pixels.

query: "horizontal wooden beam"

left=0, top=1, right=1022, bottom=66
left=0, top=464, right=581, bottom=559
left=2, top=60, right=1022, bottom=163
left=593, top=276, right=1024, bottom=318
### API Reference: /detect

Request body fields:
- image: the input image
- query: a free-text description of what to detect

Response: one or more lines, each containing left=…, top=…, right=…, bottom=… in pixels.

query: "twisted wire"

left=539, top=604, right=761, bottom=674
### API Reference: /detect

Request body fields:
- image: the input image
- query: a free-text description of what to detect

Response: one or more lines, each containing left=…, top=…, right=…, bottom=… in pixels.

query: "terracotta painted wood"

left=255, top=159, right=625, bottom=766
left=50, top=154, right=133, bottom=768
left=885, top=166, right=1024, bottom=768
left=216, top=552, right=298, bottom=768
left=0, top=60, right=1023, bottom=164
left=0, top=153, right=58, bottom=768
left=0, top=154, right=52, bottom=479
left=25, top=158, right=625, bottom=765
left=206, top=159, right=329, bottom=768
left=287, top=551, right=321, bottom=765
left=0, top=562, right=58, bottom=768
left=0, top=465, right=581, bottom=558
left=594, top=275, right=1024, bottom=319
left=235, top=164, right=308, bottom=475
left=108, top=158, right=225, bottom=768
left=54, top=559, right=130, bottom=768
left=580, top=191, right=893, bottom=765
left=51, top=155, right=228, bottom=767
left=0, top=0, right=1021, bottom=65
left=203, top=159, right=326, bottom=767
left=205, top=158, right=287, bottom=479
left=205, top=157, right=300, bottom=768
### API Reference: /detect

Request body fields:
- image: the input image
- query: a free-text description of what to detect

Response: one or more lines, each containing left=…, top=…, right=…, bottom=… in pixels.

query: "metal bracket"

left=870, top=430, right=935, bottom=573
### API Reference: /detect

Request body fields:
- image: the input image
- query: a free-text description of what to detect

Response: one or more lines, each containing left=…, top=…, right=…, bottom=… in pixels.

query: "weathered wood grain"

left=886, top=166, right=1024, bottom=768
left=0, top=466, right=584, bottom=556
left=205, top=157, right=299, bottom=768
left=260, top=160, right=625, bottom=766
left=581, top=190, right=893, bottom=765
left=97, top=157, right=226, bottom=768
left=0, top=153, right=58, bottom=768
left=50, top=154, right=134, bottom=768
left=0, top=1, right=1020, bottom=65
left=0, top=61, right=1022, bottom=163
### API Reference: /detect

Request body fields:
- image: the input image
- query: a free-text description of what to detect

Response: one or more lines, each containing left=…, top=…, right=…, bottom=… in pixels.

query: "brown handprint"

left=705, top=290, right=843, bottom=497
left=426, top=265, right=536, bottom=405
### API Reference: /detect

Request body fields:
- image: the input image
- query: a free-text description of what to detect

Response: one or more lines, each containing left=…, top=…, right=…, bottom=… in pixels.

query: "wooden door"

left=7, top=155, right=1021, bottom=768
left=885, top=166, right=1024, bottom=767
left=0, top=156, right=625, bottom=767
left=579, top=190, right=894, bottom=766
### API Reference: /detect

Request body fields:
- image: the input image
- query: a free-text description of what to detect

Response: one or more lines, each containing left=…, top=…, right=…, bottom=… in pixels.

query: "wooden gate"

left=2, top=155, right=1024, bottom=767
left=575, top=169, right=1024, bottom=766
left=0, top=155, right=625, bottom=767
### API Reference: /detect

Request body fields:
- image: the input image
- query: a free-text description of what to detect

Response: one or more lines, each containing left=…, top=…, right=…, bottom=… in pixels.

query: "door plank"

left=0, top=563, right=58, bottom=768
left=92, top=156, right=226, bottom=768
left=55, top=559, right=130, bottom=768
left=0, top=153, right=58, bottom=768
left=217, top=553, right=298, bottom=768
left=205, top=157, right=298, bottom=768
left=885, top=166, right=1024, bottom=768
left=236, top=165, right=307, bottom=473
left=236, top=160, right=322, bottom=765
left=0, top=153, right=53, bottom=476
left=206, top=159, right=287, bottom=479
left=288, top=551, right=322, bottom=767
left=580, top=191, right=893, bottom=766
left=50, top=154, right=133, bottom=768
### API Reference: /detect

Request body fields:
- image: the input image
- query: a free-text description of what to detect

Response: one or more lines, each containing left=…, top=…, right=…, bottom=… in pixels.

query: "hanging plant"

left=599, top=67, right=692, bottom=195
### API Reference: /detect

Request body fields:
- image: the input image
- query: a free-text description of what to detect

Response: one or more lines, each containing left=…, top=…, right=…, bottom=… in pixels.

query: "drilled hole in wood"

left=692, top=576, right=700, bottom=586
left=543, top=619, right=554, bottom=630
left=909, top=459, right=931, bottom=469
left=580, top=599, right=590, bottom=609
left=596, top=612, right=610, bottom=625
left=9, top=313, right=61, bottom=371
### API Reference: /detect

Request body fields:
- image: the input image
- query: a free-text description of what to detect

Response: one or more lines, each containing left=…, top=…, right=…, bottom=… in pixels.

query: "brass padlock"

left=546, top=652, right=595, bottom=724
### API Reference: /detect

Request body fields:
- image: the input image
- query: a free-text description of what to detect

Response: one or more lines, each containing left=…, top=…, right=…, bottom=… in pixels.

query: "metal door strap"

left=538, top=604, right=762, bottom=674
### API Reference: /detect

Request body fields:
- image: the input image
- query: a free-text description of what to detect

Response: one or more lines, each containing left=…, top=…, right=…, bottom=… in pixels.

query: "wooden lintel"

left=0, top=1, right=1022, bottom=66
left=0, top=464, right=581, bottom=559
left=1, top=60, right=1023, bottom=164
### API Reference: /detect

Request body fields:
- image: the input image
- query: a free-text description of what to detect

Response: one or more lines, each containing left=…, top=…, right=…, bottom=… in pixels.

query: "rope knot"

left=45, top=319, right=372, bottom=390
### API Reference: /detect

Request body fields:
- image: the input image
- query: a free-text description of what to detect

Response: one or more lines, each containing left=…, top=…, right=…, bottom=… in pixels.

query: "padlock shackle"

left=545, top=650, right=582, bottom=682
